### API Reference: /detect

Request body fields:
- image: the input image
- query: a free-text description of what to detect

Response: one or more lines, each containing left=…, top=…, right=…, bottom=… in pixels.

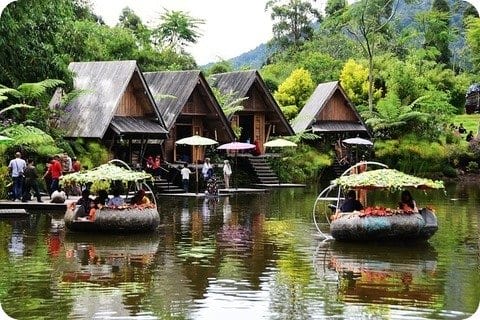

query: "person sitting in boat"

left=130, top=189, right=151, bottom=207
left=73, top=189, right=92, bottom=219
left=339, top=190, right=363, bottom=213
left=94, top=189, right=109, bottom=207
left=107, top=188, right=125, bottom=207
left=398, top=190, right=418, bottom=213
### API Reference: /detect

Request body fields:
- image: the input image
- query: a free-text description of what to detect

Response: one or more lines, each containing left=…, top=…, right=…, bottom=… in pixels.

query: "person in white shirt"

left=107, top=189, right=125, bottom=207
left=8, top=152, right=27, bottom=201
left=202, top=158, right=212, bottom=180
left=223, top=160, right=232, bottom=189
left=181, top=163, right=192, bottom=193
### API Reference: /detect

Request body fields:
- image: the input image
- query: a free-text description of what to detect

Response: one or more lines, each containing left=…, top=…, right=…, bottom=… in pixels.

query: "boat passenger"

left=398, top=190, right=418, bottom=213
left=339, top=190, right=363, bottom=212
left=75, top=189, right=92, bottom=218
left=94, top=189, right=109, bottom=207
left=130, top=189, right=151, bottom=206
left=107, top=189, right=125, bottom=207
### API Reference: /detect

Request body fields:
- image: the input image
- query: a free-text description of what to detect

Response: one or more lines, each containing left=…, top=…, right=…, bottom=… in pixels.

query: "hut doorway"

left=176, top=125, right=193, bottom=163
left=239, top=115, right=254, bottom=143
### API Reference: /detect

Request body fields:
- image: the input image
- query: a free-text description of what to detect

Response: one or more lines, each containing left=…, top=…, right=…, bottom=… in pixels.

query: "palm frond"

left=17, top=79, right=65, bottom=99
left=0, top=103, right=33, bottom=114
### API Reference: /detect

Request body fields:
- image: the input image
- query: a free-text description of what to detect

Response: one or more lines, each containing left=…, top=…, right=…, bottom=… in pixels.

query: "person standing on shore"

left=8, top=152, right=26, bottom=201
left=43, top=155, right=62, bottom=196
left=181, top=163, right=192, bottom=193
left=22, top=159, right=43, bottom=203
left=223, top=160, right=232, bottom=189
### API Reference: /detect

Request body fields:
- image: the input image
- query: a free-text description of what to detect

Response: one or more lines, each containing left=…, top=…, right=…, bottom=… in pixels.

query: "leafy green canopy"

left=332, top=168, right=444, bottom=190
left=61, top=163, right=153, bottom=186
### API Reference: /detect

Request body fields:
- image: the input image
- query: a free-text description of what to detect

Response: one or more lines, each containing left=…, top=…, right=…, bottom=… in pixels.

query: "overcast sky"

left=1, top=0, right=480, bottom=64
left=89, top=0, right=285, bottom=65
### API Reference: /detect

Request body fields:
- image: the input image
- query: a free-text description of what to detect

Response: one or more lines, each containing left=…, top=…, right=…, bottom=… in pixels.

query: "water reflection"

left=314, top=241, right=440, bottom=307
left=0, top=188, right=478, bottom=319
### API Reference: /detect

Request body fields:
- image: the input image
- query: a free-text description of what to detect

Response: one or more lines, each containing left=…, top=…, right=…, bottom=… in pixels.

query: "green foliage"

left=466, top=17, right=480, bottom=72
left=270, top=143, right=332, bottom=183
left=209, top=86, right=246, bottom=118
left=0, top=0, right=75, bottom=87
left=274, top=68, right=315, bottom=111
left=280, top=105, right=299, bottom=121
left=340, top=59, right=372, bottom=105
left=0, top=124, right=61, bottom=159
left=0, top=166, right=10, bottom=199
left=153, top=10, right=204, bottom=52
left=78, top=141, right=111, bottom=170
left=466, top=161, right=479, bottom=173
left=373, top=135, right=465, bottom=174
left=206, top=60, right=234, bottom=75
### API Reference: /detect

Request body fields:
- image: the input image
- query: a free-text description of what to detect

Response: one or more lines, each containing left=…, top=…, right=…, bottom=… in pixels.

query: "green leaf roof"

left=60, top=163, right=153, bottom=186
left=332, top=169, right=444, bottom=190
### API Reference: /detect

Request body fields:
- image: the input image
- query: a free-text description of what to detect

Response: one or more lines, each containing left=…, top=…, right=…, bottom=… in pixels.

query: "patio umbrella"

left=342, top=137, right=373, bottom=145
left=264, top=138, right=297, bottom=184
left=176, top=135, right=218, bottom=194
left=217, top=141, right=256, bottom=189
left=342, top=137, right=373, bottom=163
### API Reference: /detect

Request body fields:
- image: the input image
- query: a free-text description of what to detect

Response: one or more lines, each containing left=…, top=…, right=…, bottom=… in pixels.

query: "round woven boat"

left=330, top=209, right=438, bottom=241
left=64, top=205, right=160, bottom=233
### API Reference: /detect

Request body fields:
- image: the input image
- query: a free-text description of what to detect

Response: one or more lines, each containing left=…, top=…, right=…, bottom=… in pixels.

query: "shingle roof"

left=211, top=70, right=294, bottom=136
left=144, top=70, right=234, bottom=140
left=58, top=60, right=165, bottom=138
left=143, top=70, right=201, bottom=130
left=110, top=116, right=167, bottom=137
left=291, top=81, right=368, bottom=136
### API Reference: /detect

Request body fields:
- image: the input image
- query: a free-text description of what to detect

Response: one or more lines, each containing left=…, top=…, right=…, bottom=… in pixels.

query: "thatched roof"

left=143, top=70, right=234, bottom=140
left=58, top=60, right=166, bottom=138
left=211, top=70, right=294, bottom=136
left=291, top=81, right=369, bottom=136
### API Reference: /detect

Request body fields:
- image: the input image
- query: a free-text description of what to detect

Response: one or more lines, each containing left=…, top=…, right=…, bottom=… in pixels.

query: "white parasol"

left=176, top=135, right=218, bottom=194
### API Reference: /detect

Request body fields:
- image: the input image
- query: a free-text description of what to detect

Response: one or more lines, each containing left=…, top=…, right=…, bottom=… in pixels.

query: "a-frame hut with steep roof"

left=292, top=80, right=370, bottom=139
left=144, top=70, right=235, bottom=164
left=54, top=60, right=167, bottom=165
left=291, top=80, right=371, bottom=164
left=211, top=70, right=294, bottom=154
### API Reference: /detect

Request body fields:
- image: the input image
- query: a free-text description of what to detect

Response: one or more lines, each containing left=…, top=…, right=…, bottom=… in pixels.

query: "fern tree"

left=0, top=79, right=65, bottom=128
left=362, top=92, right=429, bottom=139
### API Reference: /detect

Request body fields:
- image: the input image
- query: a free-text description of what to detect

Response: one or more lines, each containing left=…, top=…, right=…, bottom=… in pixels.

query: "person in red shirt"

left=43, top=155, right=63, bottom=195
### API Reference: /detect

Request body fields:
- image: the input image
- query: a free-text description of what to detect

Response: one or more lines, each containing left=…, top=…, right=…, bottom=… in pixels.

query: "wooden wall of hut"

left=318, top=91, right=358, bottom=122
left=116, top=73, right=154, bottom=117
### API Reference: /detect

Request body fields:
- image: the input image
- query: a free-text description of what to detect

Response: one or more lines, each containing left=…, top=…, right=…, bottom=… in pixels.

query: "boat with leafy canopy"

left=61, top=160, right=159, bottom=233
left=313, top=162, right=444, bottom=242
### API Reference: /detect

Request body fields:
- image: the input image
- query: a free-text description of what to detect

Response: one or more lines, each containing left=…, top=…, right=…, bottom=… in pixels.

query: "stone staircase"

left=152, top=176, right=184, bottom=194
left=248, top=156, right=279, bottom=184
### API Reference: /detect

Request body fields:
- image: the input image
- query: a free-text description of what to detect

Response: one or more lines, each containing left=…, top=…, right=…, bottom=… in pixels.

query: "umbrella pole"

left=195, top=146, right=199, bottom=194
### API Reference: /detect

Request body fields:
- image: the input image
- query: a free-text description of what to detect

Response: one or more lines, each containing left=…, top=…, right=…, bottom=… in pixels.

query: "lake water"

left=0, top=183, right=478, bottom=320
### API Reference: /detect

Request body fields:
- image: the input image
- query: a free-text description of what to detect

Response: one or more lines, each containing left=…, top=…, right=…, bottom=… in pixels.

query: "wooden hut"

left=53, top=60, right=167, bottom=165
left=211, top=70, right=294, bottom=154
left=291, top=81, right=370, bottom=138
left=143, top=71, right=235, bottom=163
left=291, top=81, right=370, bottom=163
left=465, top=83, right=480, bottom=114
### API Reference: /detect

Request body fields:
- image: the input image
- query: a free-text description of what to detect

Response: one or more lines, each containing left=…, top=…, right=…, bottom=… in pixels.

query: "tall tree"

left=422, top=0, right=452, bottom=66
left=465, top=17, right=480, bottom=73
left=0, top=0, right=76, bottom=87
left=265, top=0, right=322, bottom=50
left=153, top=10, right=204, bottom=53
left=117, top=7, right=151, bottom=46
left=343, top=0, right=400, bottom=112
